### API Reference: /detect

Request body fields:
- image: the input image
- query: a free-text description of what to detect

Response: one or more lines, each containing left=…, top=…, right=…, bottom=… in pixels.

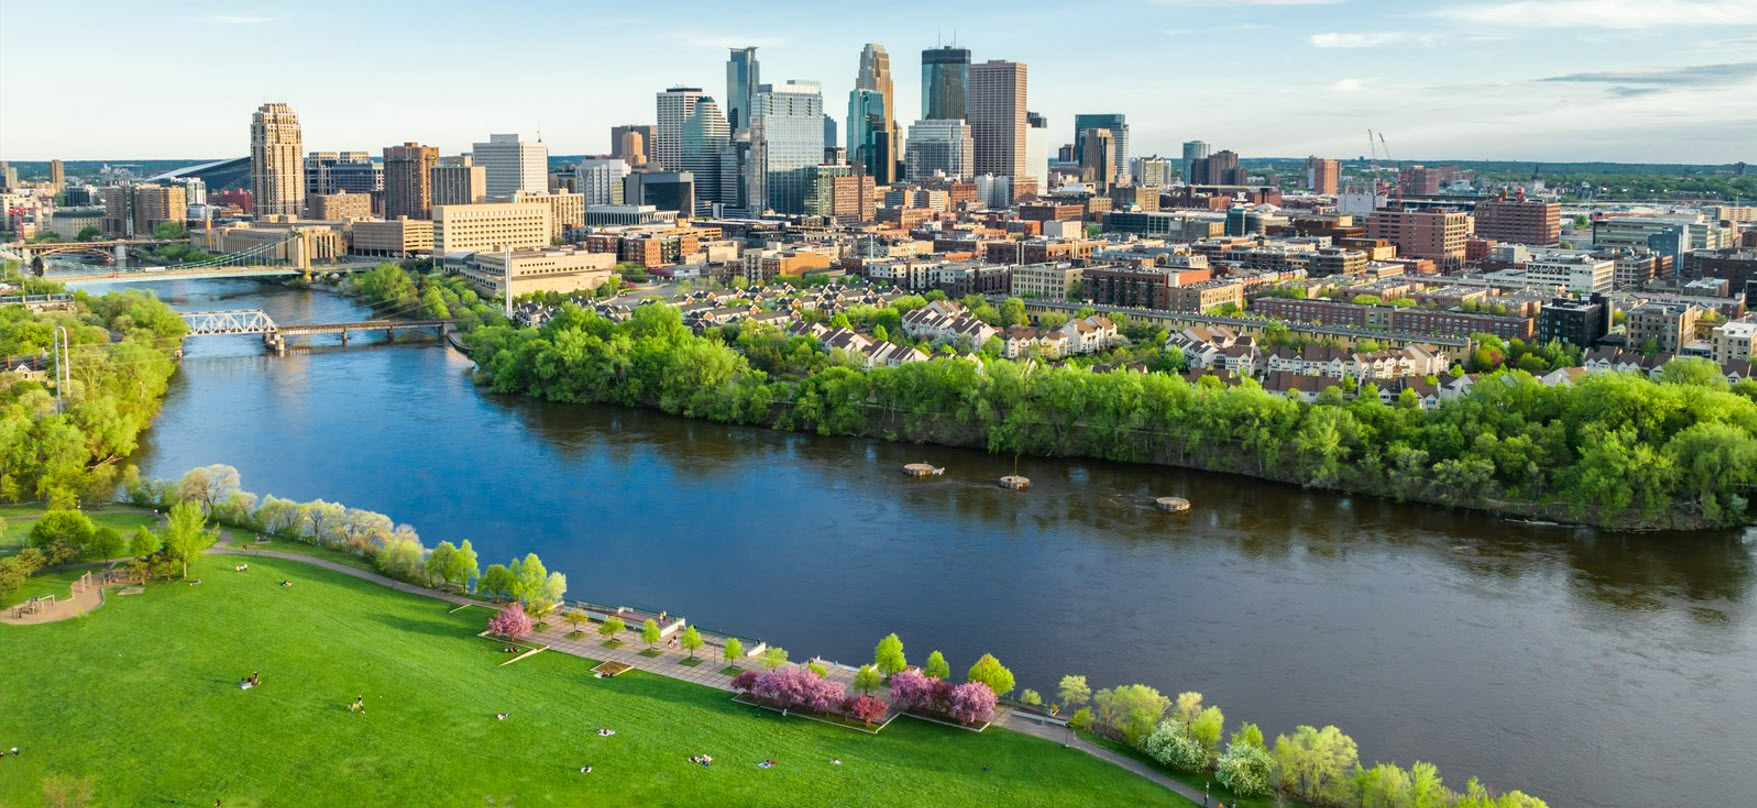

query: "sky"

left=1, top=0, right=1754, bottom=164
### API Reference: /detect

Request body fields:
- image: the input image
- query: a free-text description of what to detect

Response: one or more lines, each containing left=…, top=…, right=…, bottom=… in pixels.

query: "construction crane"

left=1377, top=130, right=1403, bottom=210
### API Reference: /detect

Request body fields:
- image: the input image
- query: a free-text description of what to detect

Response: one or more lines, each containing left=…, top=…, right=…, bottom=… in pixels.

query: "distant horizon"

left=3, top=1, right=1755, bottom=163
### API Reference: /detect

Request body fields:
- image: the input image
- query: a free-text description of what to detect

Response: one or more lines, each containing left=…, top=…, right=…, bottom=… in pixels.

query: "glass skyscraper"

left=920, top=46, right=970, bottom=121
left=1074, top=113, right=1129, bottom=185
left=726, top=47, right=761, bottom=136
left=682, top=97, right=731, bottom=215
left=848, top=43, right=899, bottom=184
left=746, top=81, right=824, bottom=214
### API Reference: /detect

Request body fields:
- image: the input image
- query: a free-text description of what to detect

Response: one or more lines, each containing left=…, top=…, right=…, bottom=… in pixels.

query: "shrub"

left=1145, top=720, right=1208, bottom=773
left=947, top=681, right=997, bottom=726
left=887, top=668, right=940, bottom=711
left=1215, top=742, right=1274, bottom=797
left=1068, top=707, right=1093, bottom=731
left=751, top=666, right=845, bottom=713
left=846, top=694, right=888, bottom=725
left=731, top=670, right=760, bottom=692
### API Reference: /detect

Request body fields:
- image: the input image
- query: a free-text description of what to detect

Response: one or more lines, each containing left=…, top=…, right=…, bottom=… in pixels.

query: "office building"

left=251, top=102, right=305, bottom=218
left=1024, top=112, right=1049, bottom=196
left=0, top=162, right=14, bottom=190
left=471, top=133, right=548, bottom=199
left=1009, top=262, right=1084, bottom=300
left=1626, top=301, right=1702, bottom=353
left=1073, top=114, right=1128, bottom=186
left=1078, top=128, right=1116, bottom=190
left=609, top=124, right=653, bottom=165
left=921, top=45, right=970, bottom=120
left=1181, top=140, right=1210, bottom=184
left=1366, top=208, right=1470, bottom=266
left=304, top=151, right=381, bottom=200
left=308, top=191, right=373, bottom=221
left=431, top=202, right=552, bottom=254
left=655, top=86, right=709, bottom=172
left=1536, top=296, right=1610, bottom=347
left=510, top=191, right=585, bottom=241
left=454, top=246, right=617, bottom=298
left=1188, top=149, right=1242, bottom=185
left=352, top=218, right=434, bottom=257
left=805, top=164, right=853, bottom=219
left=1305, top=156, right=1339, bottom=195
left=683, top=97, right=732, bottom=213
left=969, top=60, right=1028, bottom=183
left=623, top=171, right=696, bottom=216
left=1132, top=156, right=1173, bottom=188
left=906, top=119, right=976, bottom=181
left=726, top=47, right=761, bottom=135
left=383, top=142, right=438, bottom=220
left=848, top=43, right=899, bottom=184
left=431, top=156, right=488, bottom=207
left=1474, top=196, right=1561, bottom=246
left=103, top=184, right=187, bottom=237
left=746, top=81, right=825, bottom=214
left=48, top=159, right=64, bottom=193
left=573, top=157, right=629, bottom=206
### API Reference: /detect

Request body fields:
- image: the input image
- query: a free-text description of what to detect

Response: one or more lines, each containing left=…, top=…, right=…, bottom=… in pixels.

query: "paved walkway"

left=213, top=536, right=1202, bottom=805
left=1, top=579, right=105, bottom=625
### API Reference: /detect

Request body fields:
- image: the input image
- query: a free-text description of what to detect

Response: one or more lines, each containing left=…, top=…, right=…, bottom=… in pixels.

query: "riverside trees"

left=465, top=301, right=1757, bottom=530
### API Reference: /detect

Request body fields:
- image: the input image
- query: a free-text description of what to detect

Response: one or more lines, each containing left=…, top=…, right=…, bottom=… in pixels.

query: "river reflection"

left=106, top=278, right=1757, bottom=808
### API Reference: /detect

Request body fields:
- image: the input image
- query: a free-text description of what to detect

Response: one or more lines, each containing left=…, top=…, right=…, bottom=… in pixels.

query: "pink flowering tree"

left=752, top=666, right=846, bottom=713
left=487, top=601, right=532, bottom=640
left=887, top=667, right=944, bottom=711
left=846, top=694, right=889, bottom=725
left=947, top=681, right=997, bottom=726
left=731, top=670, right=760, bottom=692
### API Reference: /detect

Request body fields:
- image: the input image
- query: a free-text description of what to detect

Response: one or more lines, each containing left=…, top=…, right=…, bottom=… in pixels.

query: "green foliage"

left=599, top=615, right=625, bottom=639
left=29, top=510, right=95, bottom=565
left=854, top=664, right=883, bottom=694
left=965, top=653, right=1016, bottom=697
left=1020, top=689, right=1042, bottom=706
left=1092, top=684, right=1168, bottom=740
left=761, top=645, right=789, bottom=671
left=1058, top=675, right=1091, bottom=708
left=1273, top=724, right=1361, bottom=805
left=160, top=500, right=214, bottom=579
left=1215, top=741, right=1275, bottom=797
left=924, top=650, right=951, bottom=680
left=1067, top=707, right=1093, bottom=731
left=680, top=625, right=703, bottom=658
left=722, top=636, right=744, bottom=664
left=874, top=632, right=907, bottom=676
left=128, top=526, right=160, bottom=557
left=1143, top=720, right=1206, bottom=772
left=477, top=563, right=514, bottom=600
left=640, top=618, right=661, bottom=649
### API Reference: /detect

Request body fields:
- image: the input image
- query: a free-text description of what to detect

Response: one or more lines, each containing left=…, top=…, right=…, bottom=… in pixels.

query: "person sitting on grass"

left=496, top=713, right=509, bottom=721
left=579, top=766, right=592, bottom=774
left=349, top=695, right=365, bottom=714
left=280, top=580, right=292, bottom=587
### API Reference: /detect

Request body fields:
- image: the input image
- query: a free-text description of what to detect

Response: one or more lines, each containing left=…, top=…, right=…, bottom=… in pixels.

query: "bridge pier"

left=340, top=329, right=348, bottom=346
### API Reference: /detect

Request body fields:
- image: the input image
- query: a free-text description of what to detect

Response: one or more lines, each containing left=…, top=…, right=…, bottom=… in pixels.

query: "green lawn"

left=0, top=554, right=1193, bottom=807
left=0, top=566, right=89, bottom=608
left=219, top=535, right=380, bottom=574
left=0, top=504, right=158, bottom=551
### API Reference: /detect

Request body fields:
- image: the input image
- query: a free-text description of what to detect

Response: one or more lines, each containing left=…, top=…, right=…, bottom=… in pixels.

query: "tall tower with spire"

left=848, top=43, right=899, bottom=184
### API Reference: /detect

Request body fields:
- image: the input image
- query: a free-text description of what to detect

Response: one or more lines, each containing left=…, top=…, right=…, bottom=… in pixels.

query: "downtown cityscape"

left=2, top=1, right=1756, bottom=807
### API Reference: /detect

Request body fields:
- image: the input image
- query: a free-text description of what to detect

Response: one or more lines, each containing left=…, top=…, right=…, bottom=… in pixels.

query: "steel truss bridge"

left=38, top=233, right=375, bottom=285
left=180, top=310, right=456, bottom=354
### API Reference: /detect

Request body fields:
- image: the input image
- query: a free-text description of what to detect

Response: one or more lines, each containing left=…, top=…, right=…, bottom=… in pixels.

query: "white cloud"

left=1310, top=32, right=1437, bottom=48
left=1329, top=78, right=1367, bottom=92
left=1432, top=0, right=1757, bottom=29
left=203, top=15, right=275, bottom=24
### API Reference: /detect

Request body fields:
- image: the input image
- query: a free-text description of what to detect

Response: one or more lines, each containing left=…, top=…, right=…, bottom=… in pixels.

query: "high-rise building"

left=921, top=46, right=970, bottom=121
left=0, top=162, right=15, bottom=190
left=906, top=119, right=975, bottom=181
left=1189, top=149, right=1242, bottom=185
left=251, top=102, right=304, bottom=218
left=431, top=156, right=487, bottom=207
left=471, top=134, right=549, bottom=199
left=726, top=47, right=761, bottom=136
left=610, top=125, right=654, bottom=165
left=103, top=184, right=187, bottom=237
left=623, top=171, right=695, bottom=216
left=1181, top=140, right=1210, bottom=184
left=1078, top=129, right=1116, bottom=190
left=847, top=43, right=899, bottom=185
left=1073, top=114, right=1128, bottom=186
left=1474, top=195, right=1561, bottom=246
left=682, top=97, right=731, bottom=214
left=969, top=60, right=1028, bottom=182
left=1305, top=156, right=1340, bottom=195
left=510, top=190, right=585, bottom=241
left=304, top=151, right=381, bottom=199
left=1133, top=156, right=1173, bottom=188
left=655, top=87, right=709, bottom=172
left=430, top=202, right=552, bottom=254
left=383, top=142, right=438, bottom=220
left=1366, top=208, right=1471, bottom=267
left=48, top=159, right=64, bottom=193
left=574, top=157, right=630, bottom=206
left=746, top=81, right=825, bottom=214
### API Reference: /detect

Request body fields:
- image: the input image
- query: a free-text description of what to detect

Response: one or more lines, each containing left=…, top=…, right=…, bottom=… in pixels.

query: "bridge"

left=12, top=239, right=180, bottom=260
left=181, top=309, right=456, bottom=354
left=47, top=263, right=376, bottom=285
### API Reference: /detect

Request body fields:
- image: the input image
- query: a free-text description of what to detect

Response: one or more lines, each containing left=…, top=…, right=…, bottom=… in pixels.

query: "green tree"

left=640, top=618, right=661, bottom=649
left=477, top=563, right=514, bottom=600
left=924, top=650, right=951, bottom=680
left=74, top=225, right=102, bottom=241
left=29, top=510, right=95, bottom=565
left=426, top=541, right=459, bottom=588
left=853, top=664, right=883, bottom=694
left=1020, top=689, right=1042, bottom=706
left=450, top=539, right=480, bottom=590
left=160, top=500, right=215, bottom=579
left=761, top=645, right=789, bottom=671
left=1215, top=742, right=1275, bottom=797
left=722, top=637, right=744, bottom=665
left=1272, top=724, right=1360, bottom=805
left=562, top=608, right=589, bottom=637
left=127, top=526, right=160, bottom=557
left=680, top=625, right=704, bottom=658
left=1190, top=705, right=1226, bottom=762
left=1058, top=674, right=1091, bottom=709
left=1144, top=719, right=1206, bottom=771
left=599, top=615, right=626, bottom=641
left=90, top=526, right=126, bottom=559
left=874, top=632, right=907, bottom=676
left=965, top=653, right=1015, bottom=696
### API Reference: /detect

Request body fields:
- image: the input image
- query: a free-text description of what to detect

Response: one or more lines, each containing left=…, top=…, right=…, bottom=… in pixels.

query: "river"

left=101, top=278, right=1756, bottom=808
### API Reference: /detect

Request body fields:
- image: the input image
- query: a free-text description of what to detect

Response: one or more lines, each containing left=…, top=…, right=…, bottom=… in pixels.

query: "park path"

left=0, top=570, right=124, bottom=625
left=213, top=536, right=1204, bottom=806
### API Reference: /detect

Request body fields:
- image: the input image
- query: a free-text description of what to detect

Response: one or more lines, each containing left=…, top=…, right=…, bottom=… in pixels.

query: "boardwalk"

left=212, top=538, right=1205, bottom=805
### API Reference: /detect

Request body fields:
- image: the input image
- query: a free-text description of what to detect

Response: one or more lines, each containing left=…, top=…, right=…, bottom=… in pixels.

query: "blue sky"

left=2, top=0, right=1754, bottom=163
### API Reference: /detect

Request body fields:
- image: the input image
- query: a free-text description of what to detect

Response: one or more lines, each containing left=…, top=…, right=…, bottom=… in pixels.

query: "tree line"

left=464, top=300, right=1757, bottom=530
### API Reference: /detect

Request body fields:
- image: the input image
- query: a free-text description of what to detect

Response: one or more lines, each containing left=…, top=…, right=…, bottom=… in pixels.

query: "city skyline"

left=1, top=0, right=1754, bottom=163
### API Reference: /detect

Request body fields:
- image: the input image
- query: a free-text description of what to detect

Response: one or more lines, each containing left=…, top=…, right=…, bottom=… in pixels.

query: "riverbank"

left=0, top=551, right=1194, bottom=808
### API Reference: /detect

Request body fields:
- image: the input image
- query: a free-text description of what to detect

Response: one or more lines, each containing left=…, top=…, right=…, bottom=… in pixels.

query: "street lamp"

left=1204, top=781, right=1210, bottom=807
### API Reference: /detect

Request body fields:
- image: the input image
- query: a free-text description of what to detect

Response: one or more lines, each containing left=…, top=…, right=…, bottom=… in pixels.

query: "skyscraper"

left=1305, top=155, right=1340, bottom=195
left=726, top=47, right=761, bottom=135
left=1078, top=129, right=1115, bottom=190
left=1074, top=114, right=1128, bottom=186
left=48, top=159, right=64, bottom=193
left=969, top=60, right=1027, bottom=181
left=921, top=46, right=970, bottom=121
left=905, top=119, right=975, bottom=181
left=655, top=87, right=708, bottom=172
left=471, top=134, right=549, bottom=199
left=848, top=43, right=899, bottom=184
left=746, top=81, right=824, bottom=214
left=431, top=156, right=487, bottom=207
left=1181, top=140, right=1210, bottom=184
left=573, top=158, right=629, bottom=206
left=610, top=125, right=654, bottom=165
left=1024, top=112, right=1049, bottom=196
left=683, top=97, right=732, bottom=214
left=250, top=102, right=304, bottom=218
left=383, top=142, right=438, bottom=220
left=304, top=151, right=380, bottom=199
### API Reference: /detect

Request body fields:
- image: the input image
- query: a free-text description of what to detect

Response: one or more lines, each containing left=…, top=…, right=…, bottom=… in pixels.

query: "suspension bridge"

left=180, top=309, right=456, bottom=355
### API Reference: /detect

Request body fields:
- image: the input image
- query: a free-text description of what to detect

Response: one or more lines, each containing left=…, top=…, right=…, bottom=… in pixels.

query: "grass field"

left=0, top=554, right=1193, bottom=808
left=0, top=504, right=158, bottom=552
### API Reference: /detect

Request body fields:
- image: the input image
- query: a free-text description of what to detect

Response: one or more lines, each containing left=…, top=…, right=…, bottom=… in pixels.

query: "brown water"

left=113, top=278, right=1757, bottom=808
